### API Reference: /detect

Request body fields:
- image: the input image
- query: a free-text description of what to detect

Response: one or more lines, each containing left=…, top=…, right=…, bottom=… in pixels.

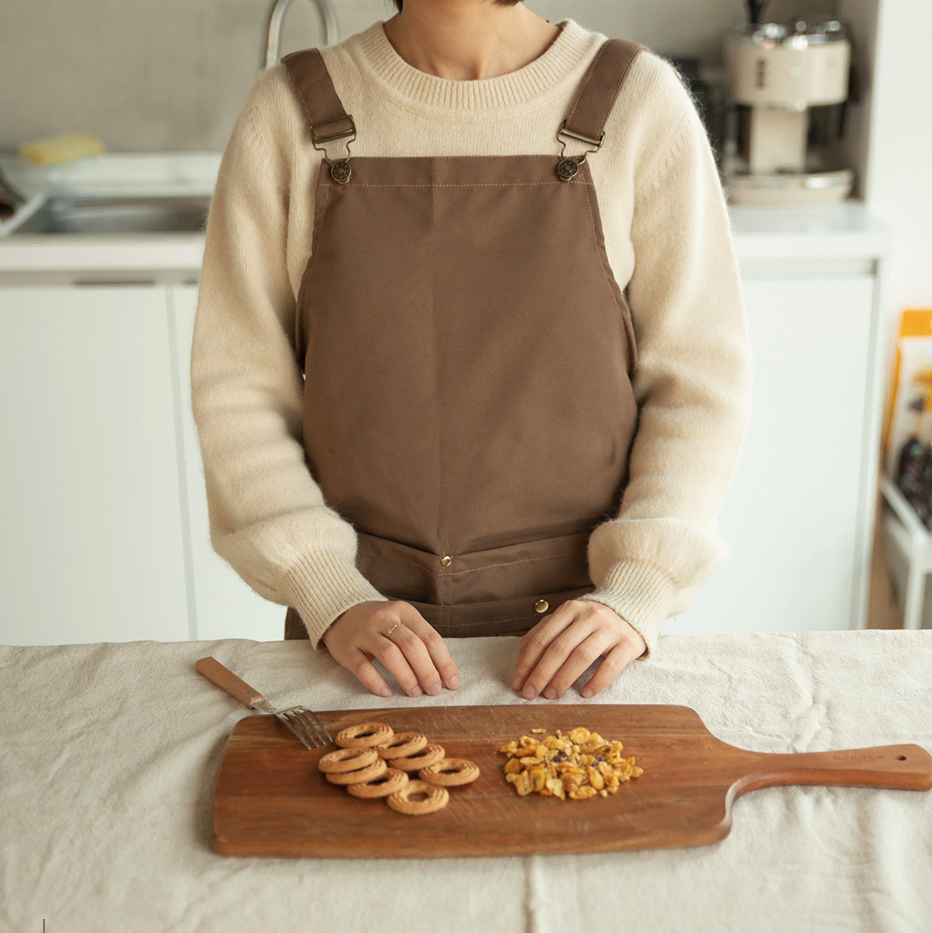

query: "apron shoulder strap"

left=281, top=48, right=356, bottom=159
left=560, top=38, right=646, bottom=149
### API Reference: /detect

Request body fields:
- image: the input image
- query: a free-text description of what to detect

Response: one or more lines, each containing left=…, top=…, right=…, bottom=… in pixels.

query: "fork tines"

left=276, top=707, right=333, bottom=749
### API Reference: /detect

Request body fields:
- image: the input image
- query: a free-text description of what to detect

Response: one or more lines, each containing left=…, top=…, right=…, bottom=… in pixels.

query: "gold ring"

left=386, top=623, right=399, bottom=638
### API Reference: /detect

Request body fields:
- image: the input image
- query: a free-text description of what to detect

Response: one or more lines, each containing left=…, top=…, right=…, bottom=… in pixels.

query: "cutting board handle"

left=736, top=743, right=932, bottom=793
left=196, top=656, right=266, bottom=710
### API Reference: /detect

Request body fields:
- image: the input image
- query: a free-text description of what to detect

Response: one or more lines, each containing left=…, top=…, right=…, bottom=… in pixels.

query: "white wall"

left=865, top=0, right=932, bottom=342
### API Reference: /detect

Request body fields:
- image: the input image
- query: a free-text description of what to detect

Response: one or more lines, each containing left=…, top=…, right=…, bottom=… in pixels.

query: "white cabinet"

left=0, top=272, right=883, bottom=644
left=170, top=284, right=286, bottom=641
left=0, top=284, right=190, bottom=645
left=0, top=280, right=285, bottom=647
left=676, top=271, right=878, bottom=634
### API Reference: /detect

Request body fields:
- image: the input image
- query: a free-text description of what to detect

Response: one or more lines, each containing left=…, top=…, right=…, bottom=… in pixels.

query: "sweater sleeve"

left=190, top=68, right=387, bottom=648
left=578, top=65, right=753, bottom=656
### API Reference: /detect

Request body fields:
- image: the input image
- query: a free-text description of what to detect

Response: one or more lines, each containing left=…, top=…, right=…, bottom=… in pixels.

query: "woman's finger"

left=581, top=638, right=643, bottom=697
left=400, top=606, right=460, bottom=691
left=389, top=620, right=445, bottom=696
left=539, top=630, right=615, bottom=699
left=370, top=629, right=422, bottom=697
left=359, top=618, right=424, bottom=697
left=371, top=622, right=441, bottom=697
left=344, top=646, right=394, bottom=698
left=512, top=603, right=578, bottom=691
left=518, top=614, right=596, bottom=700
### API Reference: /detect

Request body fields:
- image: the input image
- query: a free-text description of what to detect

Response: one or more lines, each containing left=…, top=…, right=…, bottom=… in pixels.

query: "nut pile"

left=498, top=726, right=643, bottom=800
left=317, top=721, right=479, bottom=816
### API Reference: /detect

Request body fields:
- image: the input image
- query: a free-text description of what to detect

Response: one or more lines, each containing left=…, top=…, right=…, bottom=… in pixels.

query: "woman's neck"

left=382, top=2, right=561, bottom=81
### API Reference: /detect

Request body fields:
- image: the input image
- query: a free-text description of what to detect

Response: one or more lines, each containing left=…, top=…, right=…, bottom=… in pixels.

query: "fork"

left=195, top=656, right=333, bottom=749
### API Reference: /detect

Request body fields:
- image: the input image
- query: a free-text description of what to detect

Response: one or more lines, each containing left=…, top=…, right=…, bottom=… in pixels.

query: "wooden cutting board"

left=209, top=704, right=932, bottom=858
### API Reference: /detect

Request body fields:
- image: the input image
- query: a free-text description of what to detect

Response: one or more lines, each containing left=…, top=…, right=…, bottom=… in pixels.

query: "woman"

left=191, top=0, right=751, bottom=701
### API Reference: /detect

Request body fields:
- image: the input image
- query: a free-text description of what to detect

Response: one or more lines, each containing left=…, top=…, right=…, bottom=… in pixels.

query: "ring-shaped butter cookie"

left=419, top=758, right=481, bottom=787
left=317, top=746, right=378, bottom=774
left=335, top=722, right=394, bottom=749
left=376, top=732, right=427, bottom=760
left=389, top=743, right=445, bottom=772
left=386, top=779, right=450, bottom=815
left=346, top=767, right=409, bottom=799
left=325, top=758, right=387, bottom=785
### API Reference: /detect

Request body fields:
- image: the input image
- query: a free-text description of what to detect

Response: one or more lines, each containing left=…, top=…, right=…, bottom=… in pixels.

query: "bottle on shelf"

left=896, top=392, right=932, bottom=529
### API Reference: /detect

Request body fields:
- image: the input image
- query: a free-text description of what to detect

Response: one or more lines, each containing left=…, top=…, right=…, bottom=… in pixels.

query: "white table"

left=1, top=630, right=930, bottom=933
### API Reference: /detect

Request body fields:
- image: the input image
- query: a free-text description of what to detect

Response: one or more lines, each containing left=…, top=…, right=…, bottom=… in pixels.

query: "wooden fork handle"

left=196, top=656, right=266, bottom=710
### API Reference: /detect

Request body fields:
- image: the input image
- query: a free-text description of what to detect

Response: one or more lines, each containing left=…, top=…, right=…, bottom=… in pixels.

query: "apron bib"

left=282, top=37, right=644, bottom=639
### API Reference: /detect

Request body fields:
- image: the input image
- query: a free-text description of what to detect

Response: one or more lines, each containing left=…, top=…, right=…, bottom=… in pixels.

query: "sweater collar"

left=347, top=18, right=601, bottom=115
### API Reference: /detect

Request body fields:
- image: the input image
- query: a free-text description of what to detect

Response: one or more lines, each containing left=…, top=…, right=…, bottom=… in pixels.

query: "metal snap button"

left=534, top=599, right=549, bottom=613
left=330, top=160, right=352, bottom=185
left=556, top=158, right=579, bottom=182
left=441, top=555, right=452, bottom=567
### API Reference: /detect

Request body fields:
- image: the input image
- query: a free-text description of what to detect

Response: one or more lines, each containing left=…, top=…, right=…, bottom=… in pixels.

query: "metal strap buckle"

left=310, top=115, right=357, bottom=163
left=556, top=120, right=605, bottom=164
left=310, top=116, right=357, bottom=183
left=310, top=115, right=357, bottom=146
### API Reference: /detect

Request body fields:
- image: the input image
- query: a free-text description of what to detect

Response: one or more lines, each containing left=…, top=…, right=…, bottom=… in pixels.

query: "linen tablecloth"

left=2, top=630, right=930, bottom=933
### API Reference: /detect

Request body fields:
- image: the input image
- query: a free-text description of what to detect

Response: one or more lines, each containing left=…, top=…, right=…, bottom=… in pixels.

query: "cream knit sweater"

left=190, top=17, right=752, bottom=656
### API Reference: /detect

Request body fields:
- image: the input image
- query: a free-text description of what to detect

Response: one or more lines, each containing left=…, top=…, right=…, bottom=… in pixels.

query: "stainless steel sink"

left=9, top=193, right=211, bottom=236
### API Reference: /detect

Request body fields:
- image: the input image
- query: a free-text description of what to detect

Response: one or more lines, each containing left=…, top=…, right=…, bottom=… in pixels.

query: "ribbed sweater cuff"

left=284, top=551, right=387, bottom=650
left=577, top=562, right=675, bottom=659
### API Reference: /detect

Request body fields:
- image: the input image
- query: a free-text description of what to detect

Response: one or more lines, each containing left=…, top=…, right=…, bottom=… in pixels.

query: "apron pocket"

left=355, top=529, right=594, bottom=607
left=409, top=585, right=596, bottom=638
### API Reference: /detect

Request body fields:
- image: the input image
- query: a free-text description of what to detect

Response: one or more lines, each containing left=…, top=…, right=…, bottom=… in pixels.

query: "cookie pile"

left=317, top=721, right=480, bottom=816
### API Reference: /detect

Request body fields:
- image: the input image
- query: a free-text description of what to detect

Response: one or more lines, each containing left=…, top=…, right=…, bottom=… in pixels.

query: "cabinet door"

left=170, top=285, right=286, bottom=641
left=0, top=285, right=189, bottom=645
left=676, top=274, right=875, bottom=634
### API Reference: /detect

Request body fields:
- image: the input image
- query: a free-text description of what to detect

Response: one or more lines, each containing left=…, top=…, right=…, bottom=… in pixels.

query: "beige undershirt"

left=190, top=18, right=752, bottom=655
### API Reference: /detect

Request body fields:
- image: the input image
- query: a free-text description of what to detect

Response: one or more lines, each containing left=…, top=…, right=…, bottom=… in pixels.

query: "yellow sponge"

left=19, top=132, right=105, bottom=166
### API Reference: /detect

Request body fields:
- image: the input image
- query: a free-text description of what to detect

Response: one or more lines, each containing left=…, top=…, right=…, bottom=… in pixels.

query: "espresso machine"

left=723, top=0, right=854, bottom=205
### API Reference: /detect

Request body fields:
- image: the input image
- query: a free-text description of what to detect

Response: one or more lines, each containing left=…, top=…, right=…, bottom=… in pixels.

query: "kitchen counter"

left=2, top=630, right=929, bottom=933
left=0, top=153, right=216, bottom=276
left=0, top=152, right=889, bottom=276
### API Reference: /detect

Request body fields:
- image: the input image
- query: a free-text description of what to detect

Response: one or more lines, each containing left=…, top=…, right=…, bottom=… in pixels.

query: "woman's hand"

left=322, top=600, right=460, bottom=699
left=512, top=600, right=645, bottom=700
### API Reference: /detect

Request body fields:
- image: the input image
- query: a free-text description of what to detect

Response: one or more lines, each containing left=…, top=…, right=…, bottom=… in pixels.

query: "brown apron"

left=282, top=37, right=644, bottom=640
